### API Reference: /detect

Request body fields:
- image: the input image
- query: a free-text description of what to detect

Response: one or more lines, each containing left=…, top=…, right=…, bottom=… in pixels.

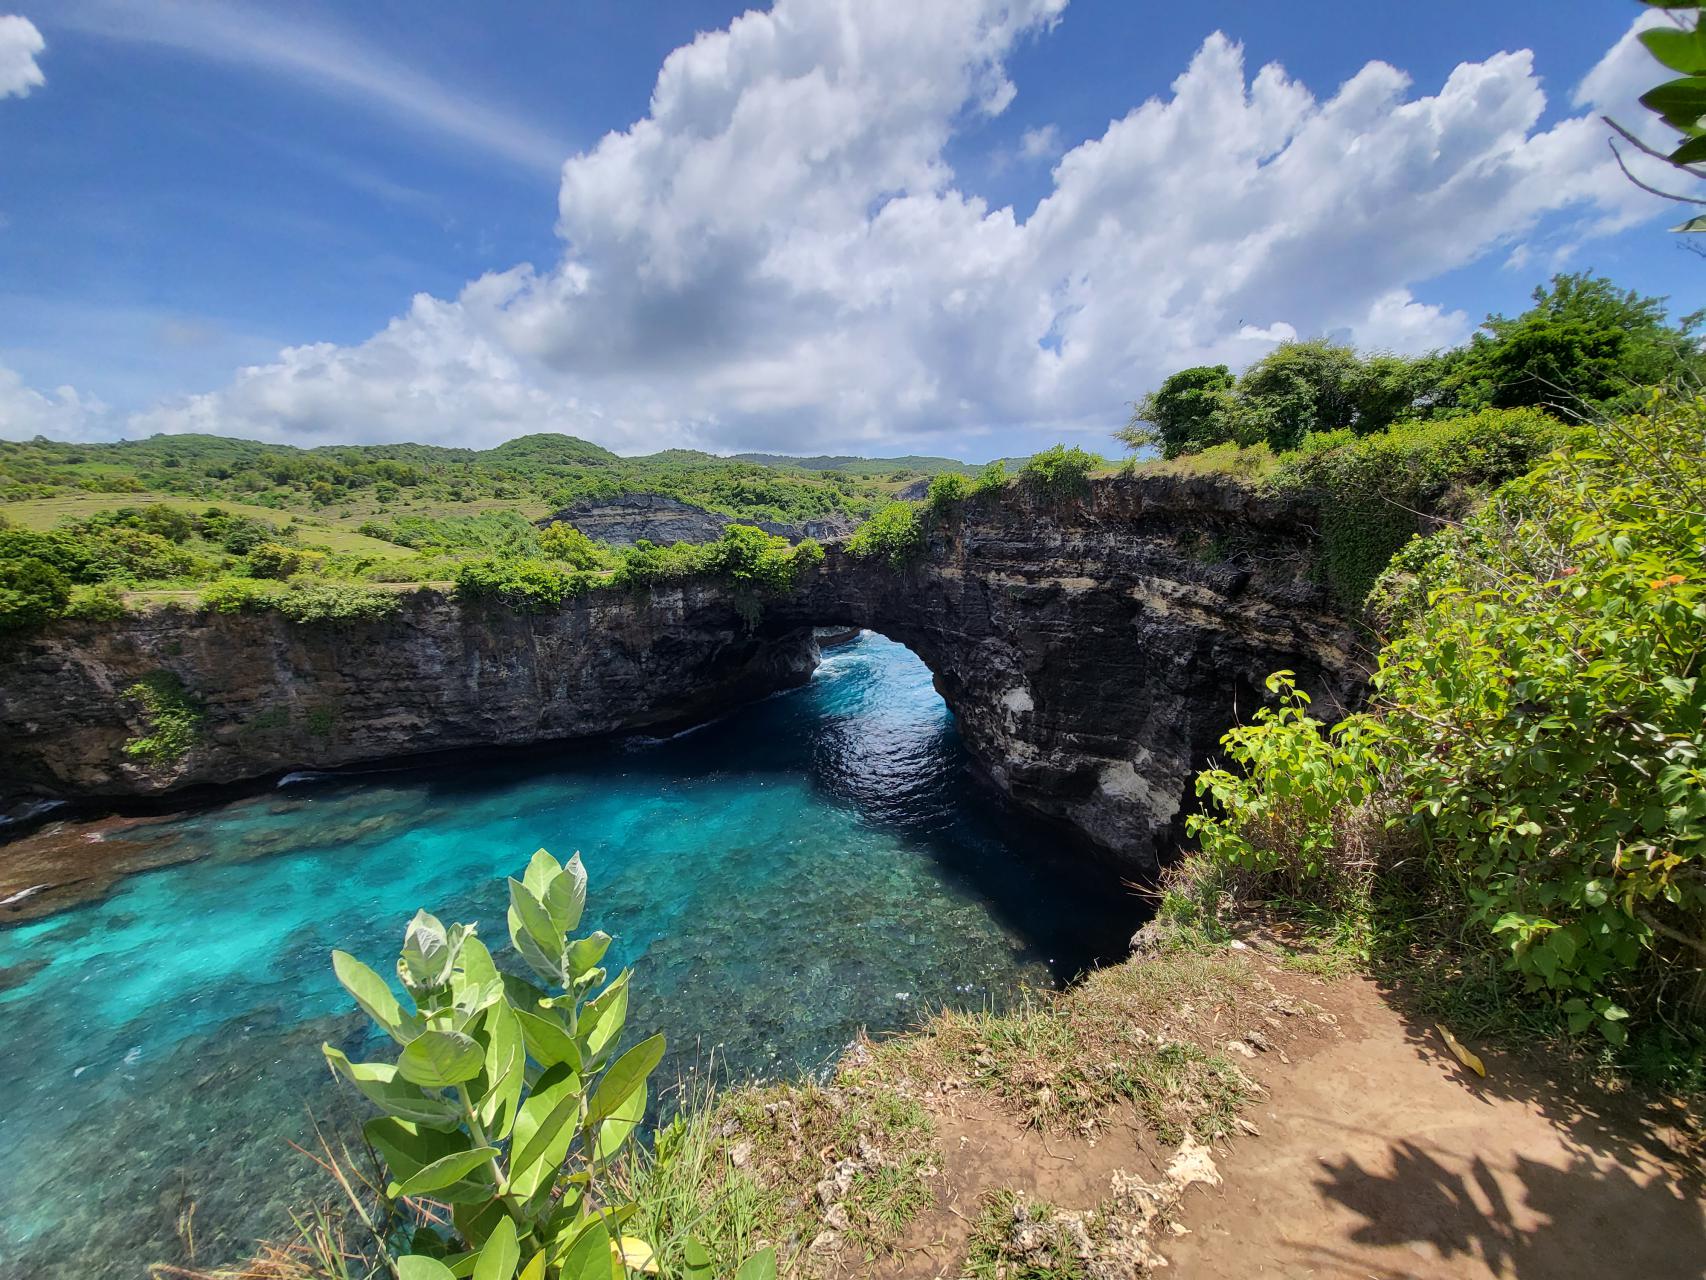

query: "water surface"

left=0, top=633, right=1139, bottom=1277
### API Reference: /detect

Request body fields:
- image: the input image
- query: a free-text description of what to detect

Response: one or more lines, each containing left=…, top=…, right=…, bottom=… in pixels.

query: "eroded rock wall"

left=0, top=474, right=1362, bottom=872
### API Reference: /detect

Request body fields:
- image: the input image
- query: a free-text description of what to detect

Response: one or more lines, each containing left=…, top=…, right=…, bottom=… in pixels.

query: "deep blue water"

left=0, top=633, right=1139, bottom=1278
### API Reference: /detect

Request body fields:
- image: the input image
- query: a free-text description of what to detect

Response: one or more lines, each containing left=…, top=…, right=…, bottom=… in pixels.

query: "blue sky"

left=0, top=1, right=1695, bottom=460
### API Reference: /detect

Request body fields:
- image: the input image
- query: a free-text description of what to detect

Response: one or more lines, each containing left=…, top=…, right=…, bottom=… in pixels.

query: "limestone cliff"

left=0, top=474, right=1362, bottom=873
left=540, top=493, right=854, bottom=547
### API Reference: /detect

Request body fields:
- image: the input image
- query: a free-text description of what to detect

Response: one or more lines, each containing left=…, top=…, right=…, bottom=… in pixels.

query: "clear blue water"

left=0, top=633, right=1139, bottom=1278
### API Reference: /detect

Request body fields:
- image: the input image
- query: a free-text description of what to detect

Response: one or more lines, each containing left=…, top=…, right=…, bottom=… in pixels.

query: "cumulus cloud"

left=106, top=5, right=1693, bottom=454
left=1019, top=124, right=1062, bottom=160
left=0, top=365, right=110, bottom=440
left=0, top=14, right=45, bottom=98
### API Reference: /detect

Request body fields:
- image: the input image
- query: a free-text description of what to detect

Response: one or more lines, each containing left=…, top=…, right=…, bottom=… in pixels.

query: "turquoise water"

left=0, top=633, right=1138, bottom=1278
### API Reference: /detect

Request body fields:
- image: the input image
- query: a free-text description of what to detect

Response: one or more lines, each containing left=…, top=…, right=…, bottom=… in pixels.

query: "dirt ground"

left=870, top=958, right=1704, bottom=1279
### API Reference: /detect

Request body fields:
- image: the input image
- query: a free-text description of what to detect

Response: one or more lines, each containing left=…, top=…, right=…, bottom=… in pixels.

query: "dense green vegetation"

left=1122, top=274, right=1703, bottom=459
left=1179, top=397, right=1706, bottom=1079
left=0, top=432, right=902, bottom=527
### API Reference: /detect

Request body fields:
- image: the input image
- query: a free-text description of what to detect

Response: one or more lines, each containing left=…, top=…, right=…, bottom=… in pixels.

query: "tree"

left=1449, top=273, right=1702, bottom=415
left=1120, top=365, right=1235, bottom=458
left=1234, top=340, right=1366, bottom=450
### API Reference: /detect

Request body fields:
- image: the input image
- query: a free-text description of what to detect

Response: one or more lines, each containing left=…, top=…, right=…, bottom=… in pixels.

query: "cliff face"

left=0, top=587, right=818, bottom=798
left=541, top=493, right=854, bottom=547
left=0, top=474, right=1362, bottom=873
left=772, top=474, right=1364, bottom=868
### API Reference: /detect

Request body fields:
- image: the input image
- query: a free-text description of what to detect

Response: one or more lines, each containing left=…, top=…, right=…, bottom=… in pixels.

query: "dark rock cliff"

left=0, top=474, right=1363, bottom=873
left=540, top=493, right=854, bottom=547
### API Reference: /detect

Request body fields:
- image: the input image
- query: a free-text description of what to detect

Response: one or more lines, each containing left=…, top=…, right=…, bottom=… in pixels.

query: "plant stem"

left=457, top=1084, right=530, bottom=1227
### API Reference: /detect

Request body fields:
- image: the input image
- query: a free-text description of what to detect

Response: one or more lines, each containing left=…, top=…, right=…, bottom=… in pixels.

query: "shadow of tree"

left=1308, top=1137, right=1703, bottom=1278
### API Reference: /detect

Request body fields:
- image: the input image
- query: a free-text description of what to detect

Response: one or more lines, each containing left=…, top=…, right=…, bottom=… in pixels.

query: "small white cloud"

left=0, top=15, right=45, bottom=99
left=0, top=365, right=110, bottom=440
left=1019, top=124, right=1061, bottom=160
left=1236, top=321, right=1298, bottom=344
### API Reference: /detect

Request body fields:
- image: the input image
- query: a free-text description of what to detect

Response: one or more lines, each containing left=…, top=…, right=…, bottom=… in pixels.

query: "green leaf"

left=398, top=1030, right=486, bottom=1089
left=390, top=1146, right=500, bottom=1199
left=682, top=1238, right=714, bottom=1280
left=1640, top=75, right=1706, bottom=127
left=517, top=1253, right=546, bottom=1280
left=1643, top=25, right=1706, bottom=76
left=399, top=1257, right=459, bottom=1280
left=401, top=909, right=455, bottom=990
left=523, top=848, right=562, bottom=902
left=566, top=931, right=612, bottom=979
left=577, top=969, right=631, bottom=1069
left=734, top=1247, right=778, bottom=1280
left=594, top=1080, right=646, bottom=1164
left=509, top=1063, right=584, bottom=1198
left=509, top=878, right=562, bottom=953
left=332, top=950, right=422, bottom=1045
left=478, top=1001, right=526, bottom=1141
left=546, top=853, right=589, bottom=935
left=586, top=1033, right=664, bottom=1127
left=473, top=1217, right=521, bottom=1280
left=364, top=1117, right=489, bottom=1204
left=323, top=1045, right=462, bottom=1129
left=516, top=1008, right=583, bottom=1070
left=556, top=1218, right=612, bottom=1280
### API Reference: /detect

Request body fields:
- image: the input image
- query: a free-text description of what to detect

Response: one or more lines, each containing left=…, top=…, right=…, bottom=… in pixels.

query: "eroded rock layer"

left=0, top=474, right=1362, bottom=872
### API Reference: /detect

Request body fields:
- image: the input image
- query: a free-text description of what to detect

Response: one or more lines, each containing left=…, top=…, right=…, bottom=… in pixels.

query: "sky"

left=0, top=0, right=1699, bottom=461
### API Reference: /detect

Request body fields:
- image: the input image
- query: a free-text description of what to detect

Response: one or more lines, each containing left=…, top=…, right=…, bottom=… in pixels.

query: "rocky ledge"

left=0, top=473, right=1363, bottom=875
left=540, top=492, right=854, bottom=547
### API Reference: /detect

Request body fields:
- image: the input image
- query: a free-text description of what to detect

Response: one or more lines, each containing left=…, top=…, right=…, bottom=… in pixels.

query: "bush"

left=699, top=524, right=819, bottom=594
left=273, top=581, right=400, bottom=624
left=245, top=542, right=305, bottom=579
left=973, top=459, right=1008, bottom=496
left=1273, top=406, right=1563, bottom=607
left=925, top=472, right=970, bottom=514
left=1020, top=444, right=1100, bottom=498
left=1187, top=672, right=1388, bottom=899
left=122, top=672, right=203, bottom=764
left=318, top=849, right=776, bottom=1280
left=455, top=556, right=594, bottom=612
left=62, top=581, right=127, bottom=621
left=847, top=502, right=924, bottom=568
left=201, top=577, right=286, bottom=614
left=0, top=556, right=72, bottom=633
left=538, top=522, right=615, bottom=570
left=1189, top=398, right=1706, bottom=1048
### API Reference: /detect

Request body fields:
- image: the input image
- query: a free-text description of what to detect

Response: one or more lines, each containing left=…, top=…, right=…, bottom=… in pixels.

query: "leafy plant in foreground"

left=323, top=850, right=775, bottom=1279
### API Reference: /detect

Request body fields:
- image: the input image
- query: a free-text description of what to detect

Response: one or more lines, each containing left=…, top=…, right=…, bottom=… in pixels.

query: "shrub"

left=455, top=557, right=595, bottom=612
left=273, top=580, right=401, bottom=624
left=1188, top=672, right=1389, bottom=899
left=1020, top=444, right=1100, bottom=498
left=610, top=539, right=710, bottom=588
left=1190, top=398, right=1706, bottom=1047
left=245, top=542, right=305, bottom=579
left=62, top=581, right=127, bottom=621
left=847, top=502, right=924, bottom=568
left=699, top=524, right=819, bottom=594
left=200, top=577, right=286, bottom=614
left=538, top=522, right=615, bottom=571
left=973, top=459, right=1008, bottom=496
left=1273, top=406, right=1562, bottom=607
left=925, top=472, right=970, bottom=514
left=122, top=672, right=203, bottom=764
left=320, top=849, right=776, bottom=1280
left=0, top=556, right=72, bottom=633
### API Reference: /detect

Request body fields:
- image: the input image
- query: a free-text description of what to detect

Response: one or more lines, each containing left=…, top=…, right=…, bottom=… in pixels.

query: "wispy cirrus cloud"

left=53, top=0, right=569, bottom=175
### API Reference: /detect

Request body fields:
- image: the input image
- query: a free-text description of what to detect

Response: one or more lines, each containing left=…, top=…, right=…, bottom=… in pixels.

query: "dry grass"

left=864, top=944, right=1288, bottom=1142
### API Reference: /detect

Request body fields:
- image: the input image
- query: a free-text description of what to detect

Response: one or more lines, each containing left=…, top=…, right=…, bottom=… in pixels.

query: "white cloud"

left=85, top=7, right=1706, bottom=454
left=55, top=1, right=567, bottom=174
left=0, top=365, right=110, bottom=440
left=1020, top=124, right=1061, bottom=159
left=0, top=15, right=45, bottom=98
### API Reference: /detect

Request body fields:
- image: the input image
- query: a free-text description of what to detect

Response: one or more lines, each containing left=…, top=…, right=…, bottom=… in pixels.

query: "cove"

left=0, top=632, right=1140, bottom=1279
